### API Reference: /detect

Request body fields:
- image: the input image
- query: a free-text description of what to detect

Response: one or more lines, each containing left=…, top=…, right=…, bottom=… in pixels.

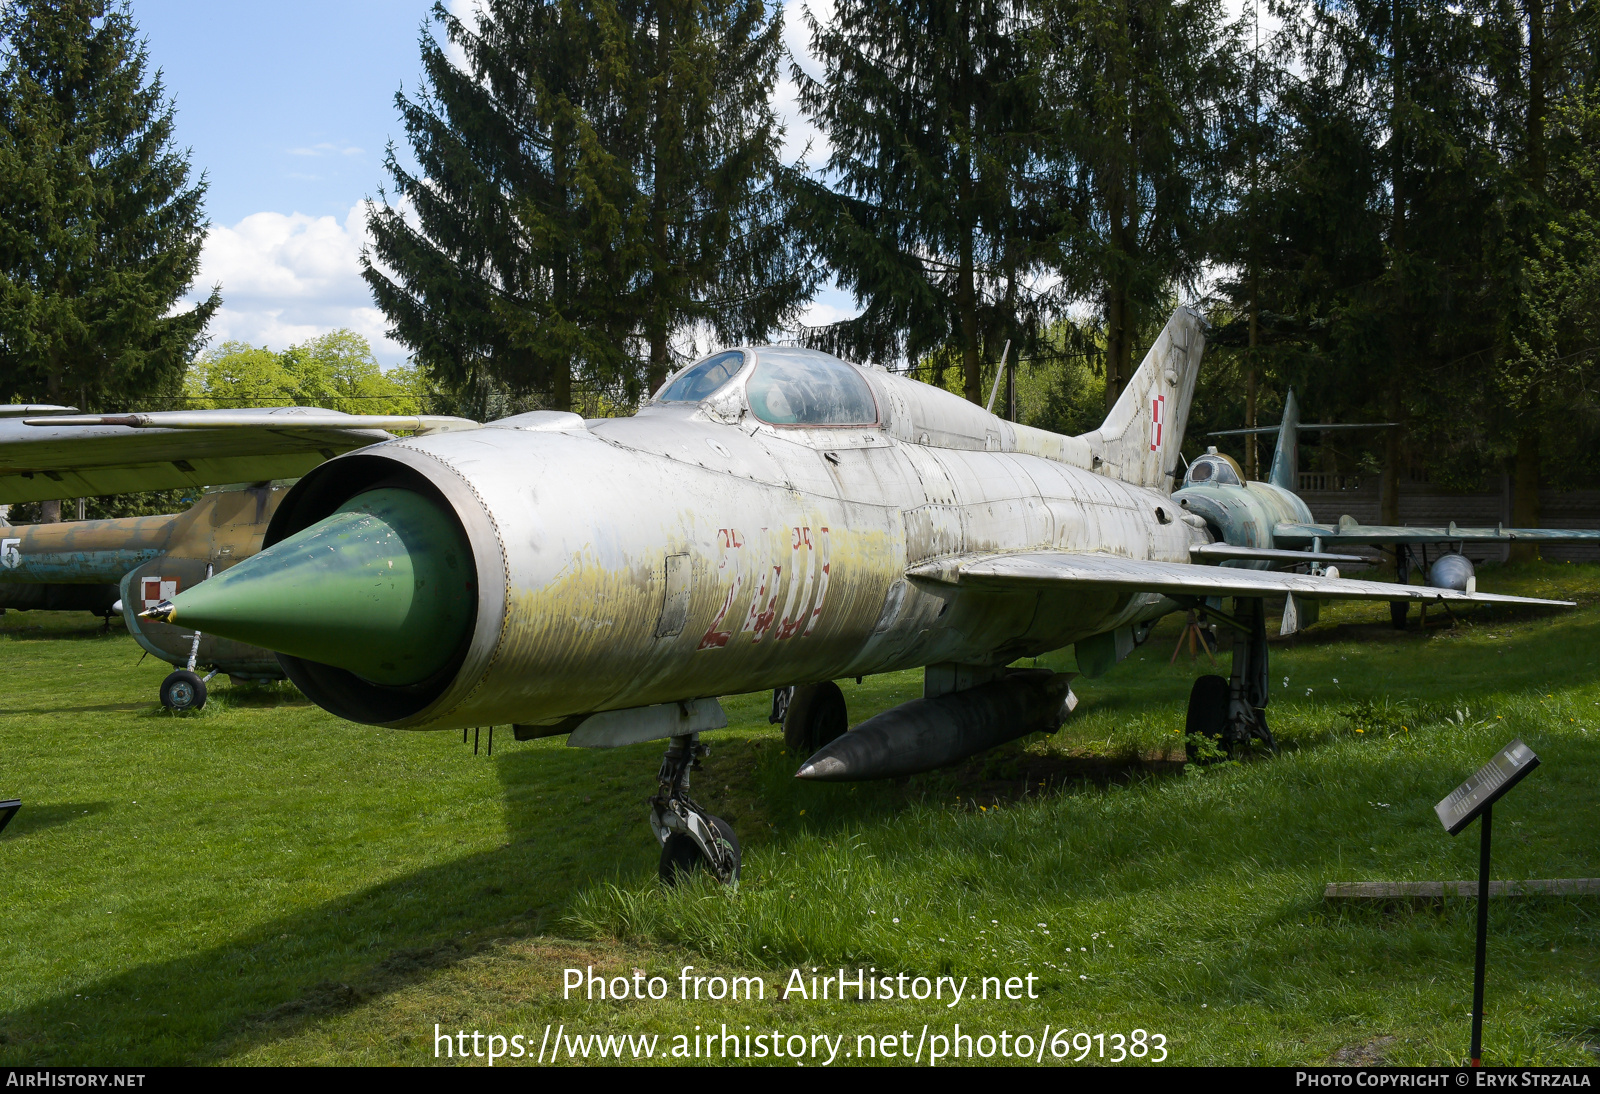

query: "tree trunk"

left=1104, top=287, right=1126, bottom=413
left=646, top=16, right=673, bottom=401
left=1510, top=426, right=1541, bottom=562
left=1526, top=0, right=1547, bottom=189
left=1383, top=0, right=1405, bottom=527
left=647, top=330, right=670, bottom=400
left=1246, top=267, right=1259, bottom=480
left=959, top=235, right=981, bottom=404
left=1376, top=412, right=1401, bottom=527
left=40, top=368, right=62, bottom=522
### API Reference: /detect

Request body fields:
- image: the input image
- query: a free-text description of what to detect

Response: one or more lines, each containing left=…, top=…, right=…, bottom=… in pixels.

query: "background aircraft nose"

left=154, top=487, right=475, bottom=686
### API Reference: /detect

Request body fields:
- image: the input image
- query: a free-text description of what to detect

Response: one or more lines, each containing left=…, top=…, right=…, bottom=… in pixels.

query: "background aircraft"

left=139, top=310, right=1568, bottom=885
left=0, top=407, right=473, bottom=709
left=1177, top=391, right=1600, bottom=627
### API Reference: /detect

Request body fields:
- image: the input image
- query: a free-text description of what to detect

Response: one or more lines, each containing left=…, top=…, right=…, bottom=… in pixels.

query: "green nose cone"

left=164, top=487, right=475, bottom=686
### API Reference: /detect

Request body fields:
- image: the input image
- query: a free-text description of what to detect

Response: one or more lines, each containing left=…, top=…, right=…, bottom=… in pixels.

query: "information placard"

left=1435, top=740, right=1539, bottom=836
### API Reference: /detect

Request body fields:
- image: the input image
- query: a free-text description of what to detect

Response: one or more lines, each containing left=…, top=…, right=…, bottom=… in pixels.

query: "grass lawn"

left=0, top=561, right=1596, bottom=1066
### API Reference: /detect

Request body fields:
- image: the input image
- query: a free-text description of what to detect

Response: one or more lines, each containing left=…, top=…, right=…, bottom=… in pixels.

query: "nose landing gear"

left=159, top=627, right=214, bottom=711
left=650, top=733, right=740, bottom=886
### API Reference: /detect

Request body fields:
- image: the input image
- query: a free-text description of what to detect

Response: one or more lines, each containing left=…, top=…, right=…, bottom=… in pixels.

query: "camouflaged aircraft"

left=1174, top=390, right=1600, bottom=629
left=0, top=406, right=474, bottom=709
left=122, top=309, right=1572, bottom=884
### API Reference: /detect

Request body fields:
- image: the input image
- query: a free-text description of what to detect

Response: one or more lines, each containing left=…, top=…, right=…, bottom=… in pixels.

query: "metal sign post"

left=1435, top=739, right=1541, bottom=1067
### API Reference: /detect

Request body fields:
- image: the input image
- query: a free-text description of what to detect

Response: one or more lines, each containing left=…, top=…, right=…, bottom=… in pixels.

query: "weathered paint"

left=174, top=310, right=1212, bottom=731
left=0, top=512, right=177, bottom=582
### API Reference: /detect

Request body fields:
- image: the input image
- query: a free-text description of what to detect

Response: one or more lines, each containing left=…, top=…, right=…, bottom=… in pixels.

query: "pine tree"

left=364, top=0, right=639, bottom=413
left=793, top=0, right=1047, bottom=402
left=1037, top=0, right=1239, bottom=411
left=0, top=0, right=218, bottom=410
left=623, top=0, right=815, bottom=396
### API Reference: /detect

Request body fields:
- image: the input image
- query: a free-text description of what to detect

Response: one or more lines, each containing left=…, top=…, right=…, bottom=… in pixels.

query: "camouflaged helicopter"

left=117, top=308, right=1570, bottom=885
left=0, top=406, right=474, bottom=709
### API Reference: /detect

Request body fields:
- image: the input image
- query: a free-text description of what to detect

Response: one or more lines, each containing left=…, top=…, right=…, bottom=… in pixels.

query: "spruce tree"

left=793, top=0, right=1047, bottom=402
left=0, top=0, right=217, bottom=410
left=364, top=0, right=638, bottom=413
left=623, top=0, right=814, bottom=396
left=1036, top=0, right=1238, bottom=411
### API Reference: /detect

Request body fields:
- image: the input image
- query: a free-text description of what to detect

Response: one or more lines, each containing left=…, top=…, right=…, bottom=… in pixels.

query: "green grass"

left=0, top=562, right=1597, bottom=1066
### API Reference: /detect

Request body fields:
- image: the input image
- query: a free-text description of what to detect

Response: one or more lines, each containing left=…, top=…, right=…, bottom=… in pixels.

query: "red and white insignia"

left=1150, top=394, right=1165, bottom=451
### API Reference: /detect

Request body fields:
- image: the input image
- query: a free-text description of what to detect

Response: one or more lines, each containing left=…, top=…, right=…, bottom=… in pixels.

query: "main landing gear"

left=650, top=733, right=740, bottom=886
left=783, top=681, right=848, bottom=755
left=1185, top=596, right=1276, bottom=760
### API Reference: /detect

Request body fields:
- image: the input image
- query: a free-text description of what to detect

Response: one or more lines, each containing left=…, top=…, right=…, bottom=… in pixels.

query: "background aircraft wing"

left=1273, top=519, right=1600, bottom=546
left=907, top=550, right=1572, bottom=606
left=0, top=407, right=456, bottom=504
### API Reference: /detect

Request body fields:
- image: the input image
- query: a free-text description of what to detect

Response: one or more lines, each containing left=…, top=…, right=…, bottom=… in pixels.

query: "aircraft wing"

left=906, top=550, right=1572, bottom=607
left=0, top=407, right=474, bottom=504
left=1273, top=518, right=1600, bottom=547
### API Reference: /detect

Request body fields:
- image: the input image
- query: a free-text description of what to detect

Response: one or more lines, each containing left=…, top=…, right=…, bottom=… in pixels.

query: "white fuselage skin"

left=345, top=360, right=1204, bottom=731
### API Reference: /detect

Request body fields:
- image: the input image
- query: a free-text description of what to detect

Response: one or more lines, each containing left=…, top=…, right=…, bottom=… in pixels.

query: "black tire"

left=1389, top=600, right=1409, bottom=630
left=160, top=670, right=207, bottom=712
left=658, top=815, right=740, bottom=886
left=1185, top=674, right=1229, bottom=762
left=784, top=681, right=848, bottom=756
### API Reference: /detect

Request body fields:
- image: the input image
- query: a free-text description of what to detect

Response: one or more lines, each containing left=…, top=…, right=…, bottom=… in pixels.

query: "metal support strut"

left=1227, top=598, right=1276, bottom=751
left=648, top=733, right=738, bottom=885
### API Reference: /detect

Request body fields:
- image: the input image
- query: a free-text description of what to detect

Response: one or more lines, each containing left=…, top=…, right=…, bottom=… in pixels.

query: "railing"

left=1298, top=473, right=1363, bottom=491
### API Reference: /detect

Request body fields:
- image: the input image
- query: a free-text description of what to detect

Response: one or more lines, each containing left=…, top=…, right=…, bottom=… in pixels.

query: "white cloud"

left=187, top=203, right=408, bottom=366
left=777, top=0, right=831, bottom=167
left=288, top=142, right=366, bottom=158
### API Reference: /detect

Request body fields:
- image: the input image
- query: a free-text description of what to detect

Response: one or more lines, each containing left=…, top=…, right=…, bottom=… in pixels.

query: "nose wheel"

left=649, top=733, right=740, bottom=886
left=160, top=670, right=207, bottom=712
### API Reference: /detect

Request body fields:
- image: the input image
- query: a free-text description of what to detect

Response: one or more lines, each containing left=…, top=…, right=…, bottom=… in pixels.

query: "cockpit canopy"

left=655, top=347, right=878, bottom=427
left=1184, top=452, right=1243, bottom=487
left=655, top=350, right=746, bottom=404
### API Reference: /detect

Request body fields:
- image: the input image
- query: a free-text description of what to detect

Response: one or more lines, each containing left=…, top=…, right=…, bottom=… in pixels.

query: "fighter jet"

left=0, top=407, right=474, bottom=709
left=1176, top=390, right=1600, bottom=627
left=136, top=309, right=1570, bottom=884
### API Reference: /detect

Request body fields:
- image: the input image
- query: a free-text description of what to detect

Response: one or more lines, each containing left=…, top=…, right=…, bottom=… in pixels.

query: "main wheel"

left=160, top=670, right=207, bottom=712
left=1185, top=674, right=1229, bottom=762
left=658, top=815, right=740, bottom=886
left=1389, top=600, right=1409, bottom=630
left=784, top=681, right=848, bottom=756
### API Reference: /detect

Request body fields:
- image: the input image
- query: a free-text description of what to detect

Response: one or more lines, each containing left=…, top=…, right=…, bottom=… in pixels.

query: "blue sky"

left=131, top=0, right=850, bottom=366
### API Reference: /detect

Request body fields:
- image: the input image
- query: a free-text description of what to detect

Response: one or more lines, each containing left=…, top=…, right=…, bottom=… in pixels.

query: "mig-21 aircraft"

left=0, top=407, right=474, bottom=708
left=1176, top=390, right=1600, bottom=628
left=125, top=309, right=1570, bottom=884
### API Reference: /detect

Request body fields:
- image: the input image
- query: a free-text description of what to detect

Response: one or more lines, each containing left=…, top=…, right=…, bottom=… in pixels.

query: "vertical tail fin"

left=1076, top=307, right=1207, bottom=493
left=1268, top=388, right=1299, bottom=490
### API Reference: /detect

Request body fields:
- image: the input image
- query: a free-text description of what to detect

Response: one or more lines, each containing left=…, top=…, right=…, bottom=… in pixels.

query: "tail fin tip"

left=1076, top=307, right=1208, bottom=493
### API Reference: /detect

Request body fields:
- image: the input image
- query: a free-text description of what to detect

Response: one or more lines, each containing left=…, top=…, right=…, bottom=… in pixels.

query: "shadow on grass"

left=0, top=740, right=667, bottom=1064
left=0, top=801, right=113, bottom=839
left=0, top=703, right=149, bottom=716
